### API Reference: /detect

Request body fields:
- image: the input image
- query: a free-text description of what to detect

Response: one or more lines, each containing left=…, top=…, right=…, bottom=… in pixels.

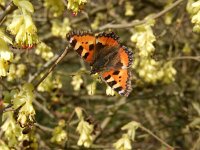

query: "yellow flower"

left=86, top=82, right=96, bottom=95
left=71, top=74, right=83, bottom=91
left=51, top=18, right=71, bottom=38
left=125, top=1, right=134, bottom=16
left=44, top=0, right=65, bottom=17
left=0, top=31, right=13, bottom=77
left=67, top=0, right=87, bottom=15
left=121, top=121, right=140, bottom=141
left=37, top=73, right=62, bottom=92
left=12, top=83, right=36, bottom=127
left=106, top=86, right=115, bottom=96
left=76, top=119, right=94, bottom=148
left=1, top=110, right=22, bottom=147
left=23, top=14, right=37, bottom=33
left=7, top=64, right=26, bottom=81
left=35, top=42, right=54, bottom=61
left=113, top=134, right=132, bottom=150
left=0, top=140, right=10, bottom=150
left=7, top=1, right=39, bottom=48
left=131, top=19, right=176, bottom=84
left=75, top=107, right=94, bottom=148
left=16, top=0, right=34, bottom=13
left=187, top=0, right=200, bottom=32
left=114, top=121, right=140, bottom=150
left=7, top=14, right=24, bottom=35
left=0, top=58, right=9, bottom=77
left=91, top=14, right=104, bottom=30
left=0, top=36, right=13, bottom=61
left=51, top=120, right=68, bottom=145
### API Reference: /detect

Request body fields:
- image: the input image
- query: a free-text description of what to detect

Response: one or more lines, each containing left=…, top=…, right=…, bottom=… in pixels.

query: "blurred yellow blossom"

left=0, top=58, right=9, bottom=77
left=0, top=29, right=13, bottom=77
left=0, top=0, right=5, bottom=7
left=113, top=134, right=132, bottom=150
left=125, top=1, right=134, bottom=16
left=86, top=82, right=96, bottom=95
left=75, top=107, right=94, bottom=148
left=91, top=14, right=104, bottom=30
left=51, top=18, right=71, bottom=38
left=12, top=83, right=36, bottom=128
left=71, top=74, right=83, bottom=91
left=187, top=0, right=200, bottom=32
left=35, top=42, right=54, bottom=61
left=121, top=121, right=140, bottom=141
left=114, top=121, right=140, bottom=150
left=106, top=86, right=115, bottom=96
left=51, top=120, right=68, bottom=145
left=131, top=19, right=176, bottom=84
left=37, top=73, right=62, bottom=92
left=44, top=0, right=65, bottom=17
left=0, top=140, right=9, bottom=150
left=7, top=64, right=26, bottom=81
left=1, top=109, right=22, bottom=147
left=7, top=0, right=38, bottom=48
left=67, top=0, right=87, bottom=15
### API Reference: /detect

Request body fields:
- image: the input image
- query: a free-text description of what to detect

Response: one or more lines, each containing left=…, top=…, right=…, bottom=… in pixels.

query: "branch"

left=28, top=54, right=60, bottom=83
left=0, top=2, right=17, bottom=25
left=0, top=80, right=10, bottom=91
left=99, top=0, right=184, bottom=30
left=33, top=46, right=69, bottom=90
left=171, top=56, right=200, bottom=62
left=140, top=125, right=175, bottom=150
left=93, top=97, right=127, bottom=142
left=35, top=122, right=54, bottom=132
left=71, top=5, right=109, bottom=24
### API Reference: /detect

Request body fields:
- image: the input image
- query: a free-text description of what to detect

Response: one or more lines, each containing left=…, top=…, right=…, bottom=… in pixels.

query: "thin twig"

left=28, top=54, right=60, bottom=83
left=140, top=125, right=175, bottom=150
left=33, top=46, right=69, bottom=89
left=191, top=134, right=200, bottom=150
left=35, top=122, right=54, bottom=132
left=171, top=56, right=200, bottom=62
left=93, top=97, right=127, bottom=142
left=99, top=0, right=184, bottom=30
left=0, top=80, right=10, bottom=91
left=33, top=99, right=54, bottom=119
left=0, top=2, right=17, bottom=25
left=71, top=5, right=109, bottom=24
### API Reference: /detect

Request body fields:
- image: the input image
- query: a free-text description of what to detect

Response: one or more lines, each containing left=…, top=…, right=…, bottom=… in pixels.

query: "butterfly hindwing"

left=67, top=31, right=96, bottom=64
left=101, top=69, right=132, bottom=97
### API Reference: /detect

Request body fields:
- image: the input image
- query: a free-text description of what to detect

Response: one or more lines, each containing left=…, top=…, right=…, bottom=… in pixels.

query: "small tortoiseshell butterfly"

left=67, top=31, right=133, bottom=97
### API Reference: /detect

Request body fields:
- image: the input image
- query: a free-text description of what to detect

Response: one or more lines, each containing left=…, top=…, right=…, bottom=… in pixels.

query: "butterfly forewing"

left=68, top=31, right=96, bottom=64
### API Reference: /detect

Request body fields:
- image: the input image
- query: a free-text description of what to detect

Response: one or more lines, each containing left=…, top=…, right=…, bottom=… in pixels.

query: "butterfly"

left=67, top=31, right=133, bottom=97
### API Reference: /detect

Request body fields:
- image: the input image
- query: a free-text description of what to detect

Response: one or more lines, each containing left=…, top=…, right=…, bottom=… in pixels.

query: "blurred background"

left=0, top=0, right=200, bottom=149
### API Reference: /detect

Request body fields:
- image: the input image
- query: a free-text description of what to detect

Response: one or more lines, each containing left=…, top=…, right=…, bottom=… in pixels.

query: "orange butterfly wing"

left=101, top=45, right=133, bottom=97
left=101, top=69, right=132, bottom=97
left=67, top=31, right=96, bottom=64
left=96, top=32, right=120, bottom=47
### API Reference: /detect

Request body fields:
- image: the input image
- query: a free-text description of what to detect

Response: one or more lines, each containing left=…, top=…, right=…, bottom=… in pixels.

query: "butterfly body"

left=67, top=31, right=133, bottom=97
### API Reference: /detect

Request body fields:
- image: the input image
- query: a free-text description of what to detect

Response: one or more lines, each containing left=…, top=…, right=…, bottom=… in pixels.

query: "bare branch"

left=33, top=46, right=69, bottom=90
left=140, top=125, right=175, bottom=150
left=99, top=0, right=185, bottom=30
left=0, top=2, right=17, bottom=25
